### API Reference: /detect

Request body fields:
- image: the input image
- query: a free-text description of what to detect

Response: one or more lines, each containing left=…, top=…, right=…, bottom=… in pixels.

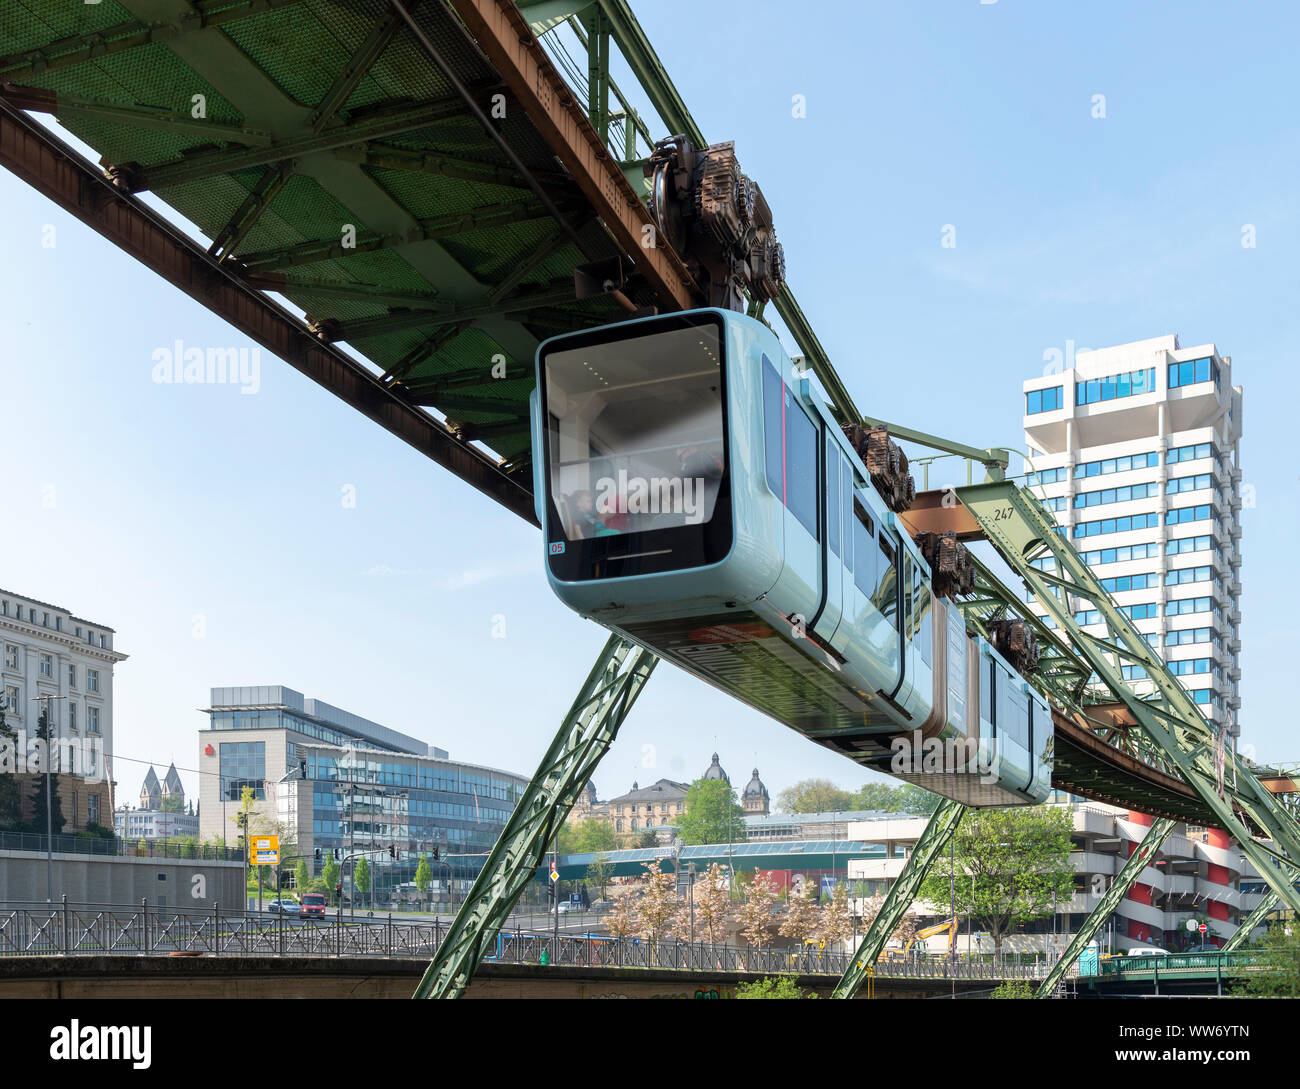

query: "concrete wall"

left=0, top=957, right=977, bottom=999
left=0, top=850, right=243, bottom=907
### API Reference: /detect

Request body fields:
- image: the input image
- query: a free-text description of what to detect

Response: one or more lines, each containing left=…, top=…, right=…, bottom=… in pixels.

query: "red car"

left=300, top=893, right=327, bottom=918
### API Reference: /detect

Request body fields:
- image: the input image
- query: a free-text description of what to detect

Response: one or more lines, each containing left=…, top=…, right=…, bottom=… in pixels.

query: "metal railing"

left=0, top=899, right=1050, bottom=980
left=0, top=831, right=243, bottom=862
left=1097, top=950, right=1261, bottom=978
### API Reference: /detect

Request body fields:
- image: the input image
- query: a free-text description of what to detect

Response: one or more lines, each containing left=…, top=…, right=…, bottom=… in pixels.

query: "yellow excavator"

left=880, top=918, right=958, bottom=963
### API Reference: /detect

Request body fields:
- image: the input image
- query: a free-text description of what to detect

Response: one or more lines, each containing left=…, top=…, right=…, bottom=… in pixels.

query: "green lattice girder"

left=1034, top=817, right=1176, bottom=998
left=1222, top=890, right=1282, bottom=952
left=832, top=799, right=965, bottom=1000
left=413, top=634, right=656, bottom=999
left=958, top=481, right=1300, bottom=918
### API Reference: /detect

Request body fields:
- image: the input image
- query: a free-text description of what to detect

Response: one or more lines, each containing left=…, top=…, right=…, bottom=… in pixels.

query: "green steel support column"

left=413, top=634, right=656, bottom=998
left=958, top=481, right=1300, bottom=917
left=1035, top=817, right=1176, bottom=998
left=832, top=799, right=965, bottom=1000
left=1222, top=890, right=1281, bottom=952
left=579, top=6, right=611, bottom=144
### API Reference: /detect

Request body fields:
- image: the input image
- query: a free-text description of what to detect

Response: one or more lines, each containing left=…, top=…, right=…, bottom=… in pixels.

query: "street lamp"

left=30, top=693, right=67, bottom=902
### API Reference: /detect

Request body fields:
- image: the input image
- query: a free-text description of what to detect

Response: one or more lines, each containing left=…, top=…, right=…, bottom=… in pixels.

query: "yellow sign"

left=250, top=834, right=280, bottom=866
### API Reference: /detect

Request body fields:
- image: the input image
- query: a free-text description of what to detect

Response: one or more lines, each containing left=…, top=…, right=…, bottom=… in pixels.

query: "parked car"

left=300, top=893, right=327, bottom=917
left=557, top=901, right=580, bottom=915
left=267, top=899, right=300, bottom=915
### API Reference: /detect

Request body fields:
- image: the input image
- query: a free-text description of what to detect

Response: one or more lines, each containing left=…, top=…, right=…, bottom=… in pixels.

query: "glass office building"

left=198, top=686, right=527, bottom=875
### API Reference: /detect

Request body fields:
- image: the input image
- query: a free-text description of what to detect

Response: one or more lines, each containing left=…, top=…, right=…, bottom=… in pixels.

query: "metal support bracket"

left=1035, top=817, right=1176, bottom=998
left=413, top=634, right=656, bottom=998
left=958, top=481, right=1300, bottom=917
left=1222, top=889, right=1281, bottom=952
left=832, top=799, right=965, bottom=999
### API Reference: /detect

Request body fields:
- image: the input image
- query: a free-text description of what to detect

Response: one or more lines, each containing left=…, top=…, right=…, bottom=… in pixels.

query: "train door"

left=759, top=356, right=821, bottom=630
left=814, top=431, right=844, bottom=644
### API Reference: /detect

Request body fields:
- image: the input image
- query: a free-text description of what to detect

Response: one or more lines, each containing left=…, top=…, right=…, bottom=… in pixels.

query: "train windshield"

left=544, top=319, right=725, bottom=542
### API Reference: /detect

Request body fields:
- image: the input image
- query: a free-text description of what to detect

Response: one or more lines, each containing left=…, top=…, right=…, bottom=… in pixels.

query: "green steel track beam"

left=958, top=481, right=1300, bottom=917
left=327, top=283, right=577, bottom=341
left=1222, top=890, right=1281, bottom=952
left=1034, top=817, right=1176, bottom=998
left=0, top=0, right=313, bottom=83
left=0, top=100, right=539, bottom=525
left=236, top=199, right=557, bottom=272
left=832, top=800, right=965, bottom=1000
left=414, top=634, right=656, bottom=998
left=132, top=95, right=495, bottom=191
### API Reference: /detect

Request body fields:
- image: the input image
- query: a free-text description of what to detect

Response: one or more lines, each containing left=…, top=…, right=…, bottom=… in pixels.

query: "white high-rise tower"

left=1022, top=335, right=1243, bottom=736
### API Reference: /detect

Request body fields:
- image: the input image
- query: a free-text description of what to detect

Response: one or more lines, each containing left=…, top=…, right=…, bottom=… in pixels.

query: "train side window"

left=875, top=532, right=898, bottom=625
left=761, top=356, right=783, bottom=501
left=852, top=509, right=873, bottom=596
left=914, top=565, right=932, bottom=666
left=784, top=390, right=819, bottom=539
left=826, top=436, right=840, bottom=558
left=852, top=500, right=875, bottom=595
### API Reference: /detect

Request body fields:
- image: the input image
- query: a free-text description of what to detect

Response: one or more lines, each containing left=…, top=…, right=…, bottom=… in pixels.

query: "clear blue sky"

left=1, top=1, right=1296, bottom=808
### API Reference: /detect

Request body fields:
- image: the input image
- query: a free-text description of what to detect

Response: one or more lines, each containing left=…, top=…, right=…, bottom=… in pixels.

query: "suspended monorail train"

left=530, top=308, right=1052, bottom=807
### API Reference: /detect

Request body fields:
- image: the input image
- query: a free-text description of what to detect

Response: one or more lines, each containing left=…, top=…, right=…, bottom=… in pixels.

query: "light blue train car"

left=530, top=308, right=1051, bottom=806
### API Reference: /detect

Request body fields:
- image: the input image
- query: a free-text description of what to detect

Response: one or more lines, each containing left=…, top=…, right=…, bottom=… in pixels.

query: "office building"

left=1022, top=336, right=1243, bottom=735
left=197, top=685, right=526, bottom=866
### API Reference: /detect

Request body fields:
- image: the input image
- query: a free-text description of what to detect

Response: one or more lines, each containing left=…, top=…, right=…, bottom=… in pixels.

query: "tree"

left=893, top=784, right=941, bottom=816
left=990, top=980, right=1035, bottom=999
left=29, top=706, right=66, bottom=835
left=161, top=792, right=185, bottom=814
left=918, top=806, right=1074, bottom=957
left=636, top=829, right=659, bottom=848
left=294, top=858, right=310, bottom=894
left=635, top=860, right=680, bottom=940
left=322, top=856, right=340, bottom=901
left=819, top=881, right=856, bottom=948
left=690, top=863, right=734, bottom=944
left=605, top=884, right=641, bottom=941
left=779, top=880, right=822, bottom=944
left=677, top=778, right=745, bottom=845
left=736, top=975, right=817, bottom=999
left=574, top=819, right=617, bottom=853
left=0, top=701, right=23, bottom=831
left=1233, top=925, right=1300, bottom=997
left=586, top=853, right=613, bottom=899
left=849, top=782, right=901, bottom=812
left=776, top=779, right=855, bottom=815
left=354, top=856, right=371, bottom=899
left=738, top=871, right=780, bottom=947
left=415, top=854, right=433, bottom=906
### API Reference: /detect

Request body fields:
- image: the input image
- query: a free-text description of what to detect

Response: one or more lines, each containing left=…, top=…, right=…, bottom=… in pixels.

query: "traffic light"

left=432, top=847, right=439, bottom=861
left=335, top=883, right=342, bottom=903
left=388, top=843, right=398, bottom=859
left=313, top=848, right=322, bottom=863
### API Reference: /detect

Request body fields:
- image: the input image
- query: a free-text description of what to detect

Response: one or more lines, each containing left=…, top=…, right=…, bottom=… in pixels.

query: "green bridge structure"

left=3, top=0, right=1298, bottom=1001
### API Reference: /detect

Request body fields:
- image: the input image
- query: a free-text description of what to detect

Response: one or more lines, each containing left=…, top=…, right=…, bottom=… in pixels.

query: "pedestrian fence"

left=0, top=898, right=1049, bottom=980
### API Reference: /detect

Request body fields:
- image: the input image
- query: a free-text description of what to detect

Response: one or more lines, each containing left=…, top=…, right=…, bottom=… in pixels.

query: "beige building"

left=571, top=753, right=772, bottom=845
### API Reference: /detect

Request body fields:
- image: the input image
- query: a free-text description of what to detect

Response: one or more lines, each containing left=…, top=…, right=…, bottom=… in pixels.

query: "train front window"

left=544, top=319, right=725, bottom=543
